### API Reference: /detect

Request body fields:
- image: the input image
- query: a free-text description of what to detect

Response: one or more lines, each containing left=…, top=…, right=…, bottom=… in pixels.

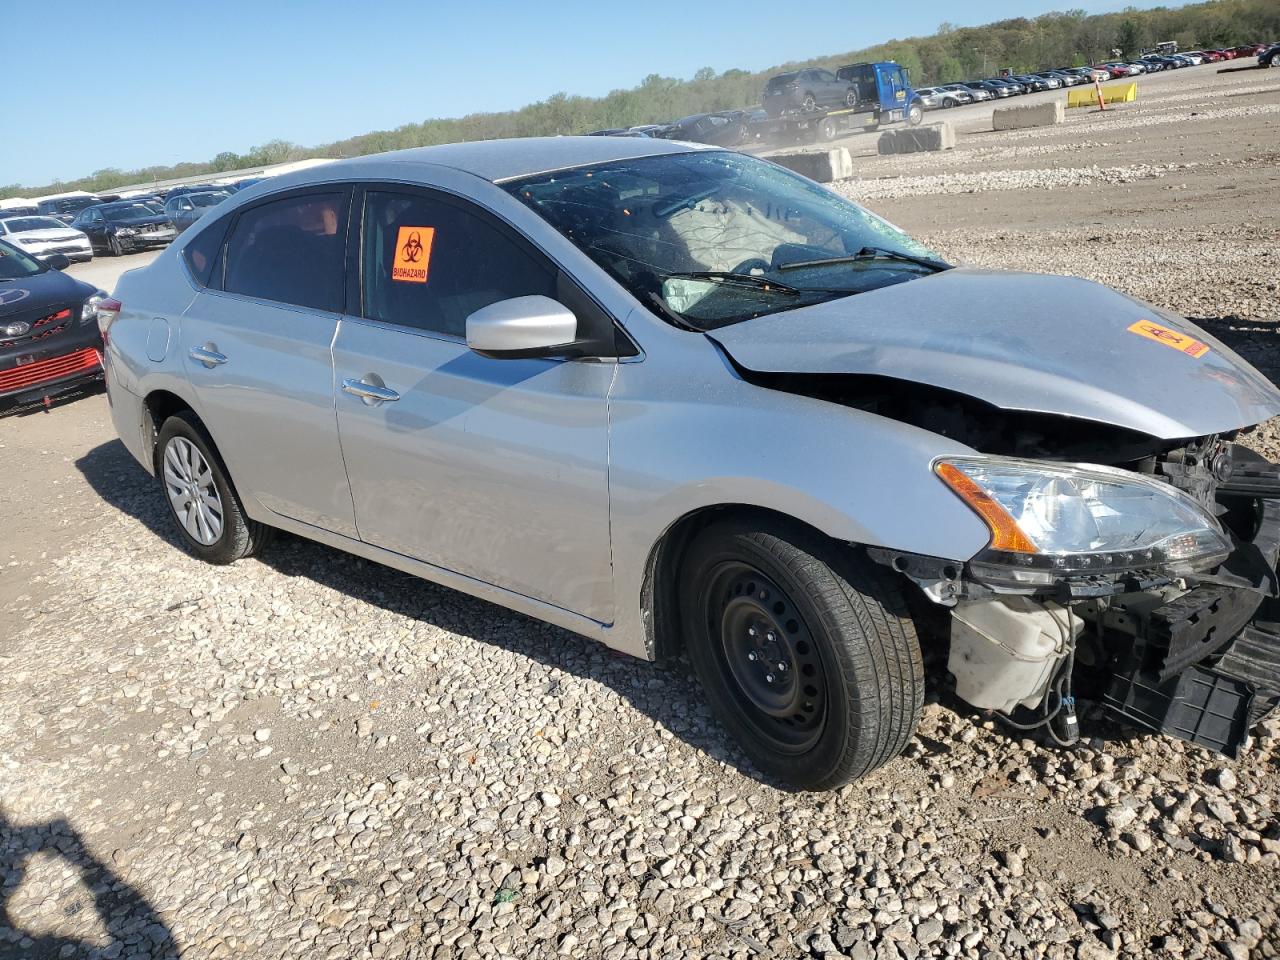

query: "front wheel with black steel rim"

left=156, top=411, right=271, bottom=564
left=680, top=517, right=924, bottom=790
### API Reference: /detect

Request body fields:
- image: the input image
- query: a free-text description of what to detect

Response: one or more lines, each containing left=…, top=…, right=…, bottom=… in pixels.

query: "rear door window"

left=223, top=192, right=347, bottom=312
left=359, top=189, right=555, bottom=338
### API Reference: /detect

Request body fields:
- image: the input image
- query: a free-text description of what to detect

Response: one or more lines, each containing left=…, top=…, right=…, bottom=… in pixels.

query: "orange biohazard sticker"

left=391, top=226, right=434, bottom=283
left=1126, top=319, right=1209, bottom=359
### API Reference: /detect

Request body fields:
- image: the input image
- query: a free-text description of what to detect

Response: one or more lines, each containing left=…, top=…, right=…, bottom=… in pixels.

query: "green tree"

left=1116, top=17, right=1143, bottom=56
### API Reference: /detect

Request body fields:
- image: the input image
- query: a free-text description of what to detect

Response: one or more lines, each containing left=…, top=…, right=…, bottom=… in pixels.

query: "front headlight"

left=116, top=227, right=137, bottom=236
left=936, top=457, right=1231, bottom=587
left=81, top=291, right=107, bottom=325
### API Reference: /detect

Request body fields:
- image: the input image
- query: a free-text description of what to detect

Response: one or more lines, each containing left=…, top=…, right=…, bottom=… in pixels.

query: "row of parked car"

left=0, top=179, right=264, bottom=263
left=585, top=41, right=1276, bottom=144
left=915, top=42, right=1276, bottom=109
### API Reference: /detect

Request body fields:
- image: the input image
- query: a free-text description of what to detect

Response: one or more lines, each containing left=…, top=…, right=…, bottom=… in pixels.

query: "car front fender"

left=600, top=336, right=991, bottom=658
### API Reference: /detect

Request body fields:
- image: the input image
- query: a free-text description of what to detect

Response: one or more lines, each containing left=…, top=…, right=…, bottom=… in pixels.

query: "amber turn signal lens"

left=935, top=462, right=1039, bottom=554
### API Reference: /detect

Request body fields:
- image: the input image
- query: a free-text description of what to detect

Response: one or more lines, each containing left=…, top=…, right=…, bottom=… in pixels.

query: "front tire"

left=109, top=235, right=123, bottom=257
left=156, top=412, right=271, bottom=564
left=907, top=102, right=924, bottom=126
left=680, top=517, right=924, bottom=790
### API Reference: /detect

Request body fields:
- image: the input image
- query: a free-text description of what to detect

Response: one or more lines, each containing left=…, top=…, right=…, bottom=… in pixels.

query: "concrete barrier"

left=1068, top=82, right=1138, bottom=108
left=992, top=100, right=1065, bottom=130
left=768, top=148, right=854, bottom=183
left=877, top=122, right=955, bottom=155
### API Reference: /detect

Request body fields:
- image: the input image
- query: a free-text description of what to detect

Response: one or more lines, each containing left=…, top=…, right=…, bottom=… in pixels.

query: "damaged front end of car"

left=875, top=437, right=1280, bottom=757
left=708, top=268, right=1280, bottom=758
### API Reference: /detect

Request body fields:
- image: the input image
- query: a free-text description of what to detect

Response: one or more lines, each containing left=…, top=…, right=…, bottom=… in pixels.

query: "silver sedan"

left=100, top=138, right=1280, bottom=788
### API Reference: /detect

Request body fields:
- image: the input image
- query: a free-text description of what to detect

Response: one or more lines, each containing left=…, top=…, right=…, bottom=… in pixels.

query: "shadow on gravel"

left=0, top=380, right=105, bottom=420
left=75, top=440, right=770, bottom=785
left=0, top=809, right=175, bottom=960
left=1190, top=316, right=1280, bottom=383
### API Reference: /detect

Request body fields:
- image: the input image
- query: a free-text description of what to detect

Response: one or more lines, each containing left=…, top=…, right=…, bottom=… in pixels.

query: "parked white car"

left=0, top=215, right=93, bottom=263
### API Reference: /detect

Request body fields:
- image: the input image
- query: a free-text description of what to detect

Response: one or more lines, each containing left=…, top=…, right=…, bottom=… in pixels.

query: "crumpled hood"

left=709, top=267, right=1280, bottom=440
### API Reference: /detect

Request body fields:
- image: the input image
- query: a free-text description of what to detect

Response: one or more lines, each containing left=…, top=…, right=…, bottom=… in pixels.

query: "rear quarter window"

left=182, top=214, right=232, bottom=288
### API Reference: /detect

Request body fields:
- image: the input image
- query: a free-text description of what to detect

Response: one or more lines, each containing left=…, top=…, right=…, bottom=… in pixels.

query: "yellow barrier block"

left=1067, top=82, right=1138, bottom=108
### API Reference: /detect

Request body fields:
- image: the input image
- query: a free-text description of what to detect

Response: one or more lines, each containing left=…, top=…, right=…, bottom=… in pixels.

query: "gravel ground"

left=3, top=65, right=1280, bottom=960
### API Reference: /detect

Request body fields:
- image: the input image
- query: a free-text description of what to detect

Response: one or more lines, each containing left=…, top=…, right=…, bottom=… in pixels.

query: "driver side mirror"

left=47, top=253, right=71, bottom=271
left=465, top=295, right=583, bottom=360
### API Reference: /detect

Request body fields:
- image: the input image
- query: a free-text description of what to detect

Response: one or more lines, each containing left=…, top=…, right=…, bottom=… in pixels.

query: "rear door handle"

left=342, top=378, right=400, bottom=405
left=189, top=345, right=227, bottom=367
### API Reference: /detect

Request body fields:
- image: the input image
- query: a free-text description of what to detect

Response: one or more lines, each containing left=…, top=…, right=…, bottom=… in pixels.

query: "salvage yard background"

left=2, top=65, right=1279, bottom=960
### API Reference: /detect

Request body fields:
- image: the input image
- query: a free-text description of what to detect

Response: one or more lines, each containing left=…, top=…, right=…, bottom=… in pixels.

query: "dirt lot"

left=2, top=64, right=1279, bottom=960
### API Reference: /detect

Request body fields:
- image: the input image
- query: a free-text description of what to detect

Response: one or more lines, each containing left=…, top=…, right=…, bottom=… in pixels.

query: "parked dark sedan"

left=70, top=201, right=177, bottom=256
left=35, top=194, right=104, bottom=225
left=0, top=239, right=106, bottom=408
left=963, top=80, right=1013, bottom=98
left=985, top=77, right=1025, bottom=95
left=1261, top=43, right=1280, bottom=68
left=1012, top=74, right=1052, bottom=92
left=164, top=189, right=232, bottom=235
left=661, top=111, right=750, bottom=146
left=763, top=68, right=856, bottom=117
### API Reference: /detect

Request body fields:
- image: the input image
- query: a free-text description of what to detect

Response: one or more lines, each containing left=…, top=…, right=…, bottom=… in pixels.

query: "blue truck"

left=760, top=61, right=924, bottom=143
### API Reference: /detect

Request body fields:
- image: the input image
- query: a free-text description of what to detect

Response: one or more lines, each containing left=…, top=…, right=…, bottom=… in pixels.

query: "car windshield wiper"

left=664, top=271, right=804, bottom=295
left=778, top=246, right=950, bottom=273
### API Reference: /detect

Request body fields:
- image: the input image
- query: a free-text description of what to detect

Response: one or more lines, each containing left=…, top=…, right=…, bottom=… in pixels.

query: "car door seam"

left=604, top=360, right=620, bottom=624
left=330, top=317, right=363, bottom=541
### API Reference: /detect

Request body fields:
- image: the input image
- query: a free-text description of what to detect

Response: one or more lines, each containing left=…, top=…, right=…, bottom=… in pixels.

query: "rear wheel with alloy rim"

left=680, top=516, right=924, bottom=789
left=164, top=436, right=224, bottom=546
left=156, top=411, right=272, bottom=564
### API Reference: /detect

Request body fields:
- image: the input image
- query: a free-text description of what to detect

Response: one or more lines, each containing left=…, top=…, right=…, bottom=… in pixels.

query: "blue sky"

left=5, top=0, right=1162, bottom=187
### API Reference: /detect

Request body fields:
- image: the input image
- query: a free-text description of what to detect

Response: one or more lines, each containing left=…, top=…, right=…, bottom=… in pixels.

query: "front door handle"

left=342, top=377, right=400, bottom=405
left=189, top=344, right=228, bottom=368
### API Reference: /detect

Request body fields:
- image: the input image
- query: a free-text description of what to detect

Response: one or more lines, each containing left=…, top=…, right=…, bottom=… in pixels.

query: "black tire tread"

left=682, top=517, right=923, bottom=789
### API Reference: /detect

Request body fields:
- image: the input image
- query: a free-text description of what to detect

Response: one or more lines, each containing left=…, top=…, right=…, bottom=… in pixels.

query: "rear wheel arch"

left=143, top=390, right=198, bottom=472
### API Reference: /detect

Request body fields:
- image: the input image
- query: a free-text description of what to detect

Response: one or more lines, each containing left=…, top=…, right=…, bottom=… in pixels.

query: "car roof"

left=279, top=137, right=708, bottom=185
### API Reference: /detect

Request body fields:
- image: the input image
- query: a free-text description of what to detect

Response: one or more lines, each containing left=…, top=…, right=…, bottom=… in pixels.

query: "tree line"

left=6, top=0, right=1276, bottom=198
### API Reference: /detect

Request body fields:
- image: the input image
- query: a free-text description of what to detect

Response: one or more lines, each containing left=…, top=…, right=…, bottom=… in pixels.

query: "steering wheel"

left=731, top=257, right=772, bottom=275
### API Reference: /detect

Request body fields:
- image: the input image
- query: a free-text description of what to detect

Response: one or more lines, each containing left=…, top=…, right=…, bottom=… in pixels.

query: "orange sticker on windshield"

left=1127, top=319, right=1209, bottom=359
left=391, top=226, right=434, bottom=283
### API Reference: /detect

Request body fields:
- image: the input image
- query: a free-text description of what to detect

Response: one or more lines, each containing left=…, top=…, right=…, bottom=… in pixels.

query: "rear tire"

left=679, top=517, right=924, bottom=790
left=156, top=411, right=272, bottom=565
